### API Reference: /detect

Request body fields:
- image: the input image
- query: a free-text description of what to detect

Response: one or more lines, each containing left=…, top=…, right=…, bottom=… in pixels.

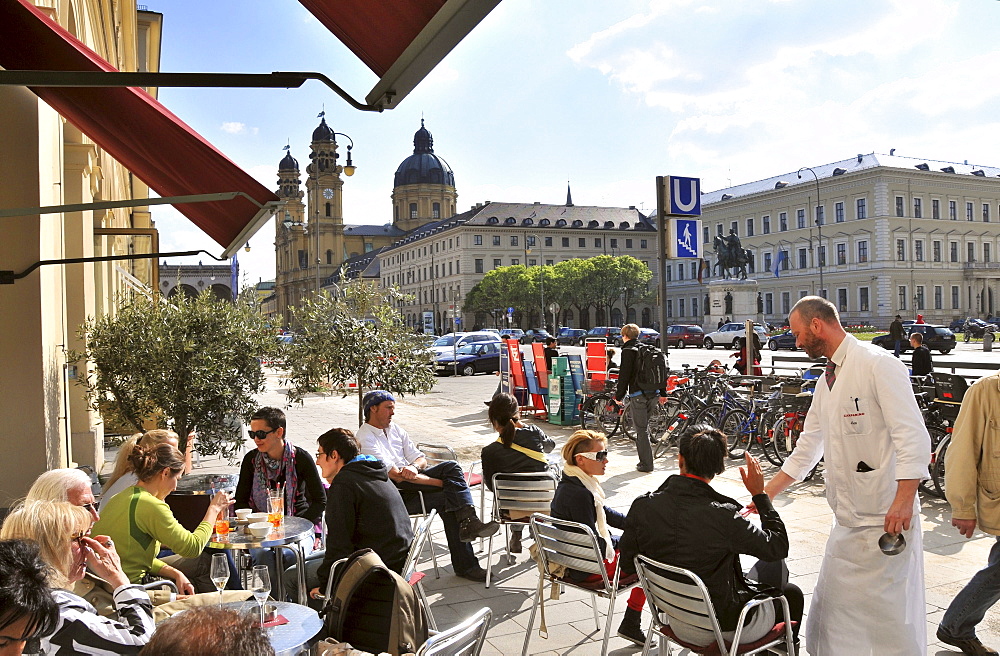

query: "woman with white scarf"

left=550, top=430, right=647, bottom=646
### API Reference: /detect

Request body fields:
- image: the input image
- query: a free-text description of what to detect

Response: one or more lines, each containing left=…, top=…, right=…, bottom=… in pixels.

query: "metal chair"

left=416, top=607, right=492, bottom=656
left=633, top=554, right=795, bottom=656
left=522, top=513, right=639, bottom=656
left=417, top=442, right=485, bottom=531
left=404, top=509, right=439, bottom=631
left=485, top=472, right=557, bottom=588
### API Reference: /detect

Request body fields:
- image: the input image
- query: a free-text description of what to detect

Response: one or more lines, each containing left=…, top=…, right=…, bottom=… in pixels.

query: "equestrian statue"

left=712, top=229, right=751, bottom=280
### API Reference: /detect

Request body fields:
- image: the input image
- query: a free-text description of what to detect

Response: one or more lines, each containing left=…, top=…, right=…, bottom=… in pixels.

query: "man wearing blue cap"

left=357, top=390, right=499, bottom=582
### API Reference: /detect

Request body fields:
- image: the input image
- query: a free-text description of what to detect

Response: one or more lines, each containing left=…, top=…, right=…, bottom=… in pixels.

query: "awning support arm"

left=0, top=191, right=273, bottom=218
left=1, top=249, right=226, bottom=285
left=0, top=70, right=387, bottom=112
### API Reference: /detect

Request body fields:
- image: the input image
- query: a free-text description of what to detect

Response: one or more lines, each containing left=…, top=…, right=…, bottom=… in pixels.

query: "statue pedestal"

left=706, top=279, right=761, bottom=329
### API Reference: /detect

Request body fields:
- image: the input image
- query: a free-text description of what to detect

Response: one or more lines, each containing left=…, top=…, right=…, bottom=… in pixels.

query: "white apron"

left=806, top=518, right=926, bottom=655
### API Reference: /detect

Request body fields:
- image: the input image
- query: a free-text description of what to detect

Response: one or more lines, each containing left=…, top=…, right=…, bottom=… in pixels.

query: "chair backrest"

left=529, top=513, right=609, bottom=588
left=164, top=493, right=212, bottom=532
left=417, top=443, right=458, bottom=467
left=416, top=606, right=492, bottom=656
left=403, top=508, right=437, bottom=582
left=634, top=554, right=726, bottom=652
left=491, top=473, right=557, bottom=520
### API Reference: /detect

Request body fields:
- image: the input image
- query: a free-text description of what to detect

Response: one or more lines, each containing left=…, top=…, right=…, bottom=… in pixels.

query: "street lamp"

left=797, top=166, right=823, bottom=297
left=525, top=232, right=545, bottom=330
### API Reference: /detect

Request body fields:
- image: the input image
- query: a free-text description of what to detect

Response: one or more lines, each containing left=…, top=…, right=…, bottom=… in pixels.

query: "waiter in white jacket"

left=762, top=296, right=931, bottom=655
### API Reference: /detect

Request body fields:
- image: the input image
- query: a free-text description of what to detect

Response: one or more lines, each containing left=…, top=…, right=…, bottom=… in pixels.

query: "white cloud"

left=221, top=121, right=247, bottom=134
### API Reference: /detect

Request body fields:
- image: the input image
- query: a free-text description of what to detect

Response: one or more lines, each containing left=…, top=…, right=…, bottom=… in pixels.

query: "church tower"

left=274, top=147, right=305, bottom=326
left=305, top=116, right=347, bottom=276
left=391, top=120, right=457, bottom=232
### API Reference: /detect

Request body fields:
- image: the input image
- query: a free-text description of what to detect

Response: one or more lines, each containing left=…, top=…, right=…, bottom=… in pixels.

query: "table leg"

left=273, top=545, right=284, bottom=603
left=294, top=543, right=307, bottom=606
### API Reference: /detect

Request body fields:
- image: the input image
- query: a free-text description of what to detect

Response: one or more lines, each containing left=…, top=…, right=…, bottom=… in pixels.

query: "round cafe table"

left=221, top=599, right=322, bottom=656
left=172, top=472, right=239, bottom=495
left=207, top=515, right=314, bottom=605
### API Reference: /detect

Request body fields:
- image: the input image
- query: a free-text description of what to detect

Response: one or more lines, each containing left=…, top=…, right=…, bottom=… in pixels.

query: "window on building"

left=781, top=250, right=790, bottom=270
left=693, top=297, right=700, bottom=315
left=986, top=243, right=992, bottom=263
left=511, top=236, right=518, bottom=246
left=967, top=202, right=975, bottom=221
left=475, top=259, right=484, bottom=273
left=858, top=240, right=868, bottom=263
left=860, top=287, right=870, bottom=312
left=797, top=208, right=806, bottom=229
left=762, top=215, right=771, bottom=234
left=666, top=300, right=673, bottom=318
left=492, top=235, right=501, bottom=246
left=895, top=196, right=904, bottom=217
left=837, top=288, right=847, bottom=313
left=562, top=237, right=569, bottom=247
left=798, top=248, right=807, bottom=269
left=746, top=218, right=754, bottom=236
left=932, top=241, right=941, bottom=262
left=763, top=252, right=772, bottom=270
left=679, top=299, right=685, bottom=317
left=448, top=262, right=453, bottom=275
left=528, top=259, right=536, bottom=266
left=951, top=242, right=959, bottom=262
left=511, top=258, right=519, bottom=265
left=765, top=293, right=773, bottom=314
left=781, top=292, right=790, bottom=315
left=626, top=239, right=633, bottom=248
left=916, top=286, right=925, bottom=310
left=545, top=237, right=553, bottom=247
left=493, top=258, right=501, bottom=269
left=984, top=203, right=991, bottom=222
left=409, top=203, right=418, bottom=219
left=298, top=249, right=307, bottom=269
left=835, top=202, right=844, bottom=223
left=934, top=285, right=942, bottom=310
left=666, top=267, right=672, bottom=282
left=837, top=243, right=847, bottom=265
left=640, top=239, right=648, bottom=248
left=913, top=198, right=922, bottom=218
left=326, top=249, right=333, bottom=264
left=546, top=259, right=554, bottom=265
left=968, top=242, right=976, bottom=262
left=730, top=221, right=738, bottom=235
left=526, top=236, right=536, bottom=247
left=579, top=238, right=586, bottom=247
left=898, top=285, right=907, bottom=311
left=474, top=234, right=483, bottom=245
left=432, top=202, right=441, bottom=219
left=779, top=212, right=788, bottom=231
left=897, top=239, right=906, bottom=261
left=595, top=238, right=602, bottom=248
left=952, top=285, right=960, bottom=309
left=691, top=262, right=698, bottom=278
left=818, top=245, right=826, bottom=267
left=678, top=263, right=684, bottom=280
left=717, top=223, right=724, bottom=236
left=950, top=200, right=957, bottom=220
left=856, top=198, right=867, bottom=219
left=915, top=240, right=923, bottom=261
left=610, top=238, right=618, bottom=249
left=932, top=199, right=940, bottom=219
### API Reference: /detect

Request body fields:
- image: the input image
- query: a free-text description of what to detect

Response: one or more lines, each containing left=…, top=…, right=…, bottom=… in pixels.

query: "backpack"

left=634, top=343, right=668, bottom=392
left=321, top=548, right=428, bottom=655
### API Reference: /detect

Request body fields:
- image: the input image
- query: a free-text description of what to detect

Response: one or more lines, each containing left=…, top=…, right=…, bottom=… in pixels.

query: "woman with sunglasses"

left=93, top=444, right=229, bottom=594
left=0, top=501, right=155, bottom=654
left=550, top=430, right=647, bottom=646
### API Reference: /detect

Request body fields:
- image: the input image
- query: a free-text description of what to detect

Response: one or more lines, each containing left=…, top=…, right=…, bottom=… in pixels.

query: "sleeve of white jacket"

left=945, top=379, right=987, bottom=520
left=780, top=389, right=826, bottom=482
left=875, top=357, right=932, bottom=482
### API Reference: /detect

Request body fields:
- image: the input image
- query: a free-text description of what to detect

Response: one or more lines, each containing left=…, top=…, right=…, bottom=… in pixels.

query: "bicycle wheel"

left=768, top=414, right=801, bottom=465
left=581, top=393, right=620, bottom=438
left=932, top=434, right=950, bottom=499
left=921, top=427, right=948, bottom=499
left=721, top=409, right=751, bottom=458
left=695, top=403, right=724, bottom=428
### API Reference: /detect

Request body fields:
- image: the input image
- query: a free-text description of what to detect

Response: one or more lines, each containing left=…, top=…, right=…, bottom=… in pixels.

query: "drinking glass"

left=210, top=553, right=229, bottom=606
left=214, top=501, right=231, bottom=537
left=267, top=492, right=283, bottom=529
left=250, top=565, right=271, bottom=627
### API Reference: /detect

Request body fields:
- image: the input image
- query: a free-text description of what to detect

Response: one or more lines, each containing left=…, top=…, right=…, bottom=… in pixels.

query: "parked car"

left=767, top=330, right=798, bottom=351
left=614, top=327, right=661, bottom=347
left=661, top=325, right=704, bottom=349
left=579, top=326, right=621, bottom=346
left=556, top=328, right=586, bottom=345
left=871, top=324, right=956, bottom=354
left=435, top=342, right=501, bottom=376
left=520, top=329, right=553, bottom=344
left=948, top=319, right=966, bottom=333
left=703, top=323, right=770, bottom=349
left=428, top=331, right=500, bottom=358
left=499, top=328, right=524, bottom=341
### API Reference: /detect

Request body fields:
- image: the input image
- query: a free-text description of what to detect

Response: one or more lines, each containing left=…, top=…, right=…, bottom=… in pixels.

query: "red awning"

left=299, top=0, right=500, bottom=108
left=0, top=0, right=278, bottom=255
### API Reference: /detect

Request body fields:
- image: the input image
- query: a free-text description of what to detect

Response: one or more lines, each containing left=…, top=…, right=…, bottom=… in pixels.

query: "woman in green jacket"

left=93, top=443, right=229, bottom=594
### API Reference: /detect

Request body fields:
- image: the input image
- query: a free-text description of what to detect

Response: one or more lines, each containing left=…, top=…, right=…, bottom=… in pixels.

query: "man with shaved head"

left=759, top=296, right=930, bottom=655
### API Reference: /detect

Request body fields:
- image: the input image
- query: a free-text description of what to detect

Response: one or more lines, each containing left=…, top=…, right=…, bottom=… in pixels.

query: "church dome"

left=393, top=120, right=455, bottom=187
left=278, top=149, right=298, bottom=170
left=312, top=116, right=335, bottom=142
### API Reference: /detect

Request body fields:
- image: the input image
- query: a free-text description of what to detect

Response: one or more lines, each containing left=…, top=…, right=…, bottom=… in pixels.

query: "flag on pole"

left=772, top=250, right=786, bottom=278
left=230, top=253, right=239, bottom=301
left=317, top=110, right=325, bottom=118
left=697, top=259, right=709, bottom=283
left=282, top=144, right=290, bottom=151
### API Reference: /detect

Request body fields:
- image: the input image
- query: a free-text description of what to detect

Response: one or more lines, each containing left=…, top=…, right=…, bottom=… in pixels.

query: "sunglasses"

left=577, top=450, right=609, bottom=462
left=248, top=428, right=276, bottom=441
left=70, top=530, right=91, bottom=546
left=80, top=502, right=98, bottom=514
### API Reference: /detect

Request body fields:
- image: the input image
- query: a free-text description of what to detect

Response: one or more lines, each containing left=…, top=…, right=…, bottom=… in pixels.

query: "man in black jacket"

left=910, top=332, right=934, bottom=377
left=619, top=425, right=802, bottom=646
left=612, top=323, right=660, bottom=473
left=291, top=428, right=414, bottom=606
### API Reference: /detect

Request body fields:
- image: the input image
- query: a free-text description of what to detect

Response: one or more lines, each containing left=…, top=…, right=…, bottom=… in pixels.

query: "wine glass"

left=250, top=565, right=271, bottom=627
left=210, top=553, right=229, bottom=606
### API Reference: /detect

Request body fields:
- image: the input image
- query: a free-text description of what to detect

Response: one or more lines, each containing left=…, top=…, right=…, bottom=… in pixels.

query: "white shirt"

left=356, top=422, right=424, bottom=470
left=101, top=472, right=138, bottom=506
left=781, top=334, right=930, bottom=528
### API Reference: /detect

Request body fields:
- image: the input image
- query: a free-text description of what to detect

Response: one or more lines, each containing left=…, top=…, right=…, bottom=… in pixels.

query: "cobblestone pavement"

left=145, top=342, right=1000, bottom=655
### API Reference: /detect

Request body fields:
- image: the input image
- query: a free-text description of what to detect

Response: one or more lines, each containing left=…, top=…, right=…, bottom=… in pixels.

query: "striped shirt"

left=25, top=586, right=153, bottom=655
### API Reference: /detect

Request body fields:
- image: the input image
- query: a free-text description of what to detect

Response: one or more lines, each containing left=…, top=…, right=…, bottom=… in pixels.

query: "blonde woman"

left=0, top=500, right=155, bottom=654
left=101, top=430, right=193, bottom=504
left=550, top=430, right=647, bottom=645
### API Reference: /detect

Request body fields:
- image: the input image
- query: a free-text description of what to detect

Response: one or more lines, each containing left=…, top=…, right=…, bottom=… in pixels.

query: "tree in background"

left=72, top=290, right=277, bottom=458
left=282, top=278, right=436, bottom=425
left=463, top=264, right=534, bottom=325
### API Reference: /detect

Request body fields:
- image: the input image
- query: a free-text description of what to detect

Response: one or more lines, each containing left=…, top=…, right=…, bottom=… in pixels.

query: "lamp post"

left=525, top=232, right=545, bottom=330
left=797, top=166, right=823, bottom=297
left=315, top=131, right=357, bottom=293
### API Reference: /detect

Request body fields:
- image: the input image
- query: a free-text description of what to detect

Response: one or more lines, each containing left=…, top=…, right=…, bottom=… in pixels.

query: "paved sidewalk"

left=156, top=368, right=999, bottom=655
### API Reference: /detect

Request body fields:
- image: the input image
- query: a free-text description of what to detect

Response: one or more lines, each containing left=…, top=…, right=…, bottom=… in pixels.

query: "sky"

left=150, top=0, right=1000, bottom=286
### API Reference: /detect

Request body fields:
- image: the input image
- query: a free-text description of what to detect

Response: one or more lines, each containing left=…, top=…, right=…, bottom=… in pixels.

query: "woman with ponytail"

left=101, top=430, right=193, bottom=504
left=93, top=443, right=229, bottom=595
left=480, top=393, right=555, bottom=553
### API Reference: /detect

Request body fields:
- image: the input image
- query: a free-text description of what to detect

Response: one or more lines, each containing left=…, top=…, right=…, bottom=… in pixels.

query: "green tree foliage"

left=282, top=279, right=435, bottom=425
left=72, top=291, right=278, bottom=458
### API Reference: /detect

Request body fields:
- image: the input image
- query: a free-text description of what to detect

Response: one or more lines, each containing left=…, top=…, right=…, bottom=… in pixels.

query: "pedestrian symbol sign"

left=669, top=218, right=701, bottom=259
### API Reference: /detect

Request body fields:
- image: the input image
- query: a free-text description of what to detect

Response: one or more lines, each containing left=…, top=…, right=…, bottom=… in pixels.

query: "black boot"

left=508, top=527, right=523, bottom=554
left=617, top=607, right=645, bottom=646
left=456, top=505, right=500, bottom=542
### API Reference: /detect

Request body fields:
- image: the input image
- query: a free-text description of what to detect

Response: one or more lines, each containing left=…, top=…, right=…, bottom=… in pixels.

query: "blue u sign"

left=668, top=176, right=701, bottom=216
